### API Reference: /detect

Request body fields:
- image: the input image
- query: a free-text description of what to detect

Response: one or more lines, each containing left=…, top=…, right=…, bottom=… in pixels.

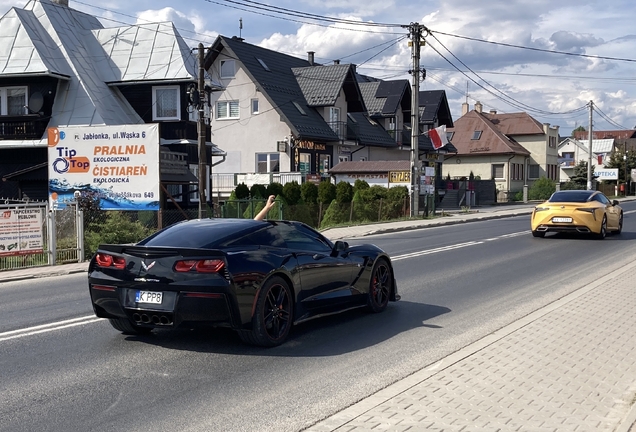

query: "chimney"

left=461, top=102, right=469, bottom=116
left=489, top=109, right=497, bottom=115
left=475, top=101, right=483, bottom=113
left=52, top=0, right=69, bottom=5
left=333, top=59, right=340, bottom=65
left=307, top=51, right=315, bottom=66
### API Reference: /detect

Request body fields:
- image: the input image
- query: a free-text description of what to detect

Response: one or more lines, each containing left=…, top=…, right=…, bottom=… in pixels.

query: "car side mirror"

left=333, top=240, right=349, bottom=254
left=612, top=200, right=620, bottom=206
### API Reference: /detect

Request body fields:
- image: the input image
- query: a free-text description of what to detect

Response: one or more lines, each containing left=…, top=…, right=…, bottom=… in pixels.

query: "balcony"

left=160, top=121, right=211, bottom=142
left=0, top=115, right=50, bottom=140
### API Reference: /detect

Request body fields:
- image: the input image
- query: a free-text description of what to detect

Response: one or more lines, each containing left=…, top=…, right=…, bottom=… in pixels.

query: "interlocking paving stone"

left=306, top=261, right=636, bottom=432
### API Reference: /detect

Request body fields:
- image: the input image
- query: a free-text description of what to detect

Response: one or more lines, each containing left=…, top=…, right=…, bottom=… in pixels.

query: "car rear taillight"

left=174, top=259, right=225, bottom=273
left=95, top=253, right=126, bottom=269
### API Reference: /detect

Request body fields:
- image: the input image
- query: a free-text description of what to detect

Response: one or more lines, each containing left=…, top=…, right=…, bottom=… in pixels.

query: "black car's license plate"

left=135, top=290, right=163, bottom=304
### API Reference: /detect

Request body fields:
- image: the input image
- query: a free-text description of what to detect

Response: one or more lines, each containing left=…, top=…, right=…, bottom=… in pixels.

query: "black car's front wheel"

left=367, top=258, right=392, bottom=313
left=108, top=317, right=152, bottom=335
left=239, top=276, right=293, bottom=347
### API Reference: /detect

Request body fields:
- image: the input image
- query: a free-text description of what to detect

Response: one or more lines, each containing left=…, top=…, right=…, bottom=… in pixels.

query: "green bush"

left=266, top=182, right=284, bottom=198
left=336, top=181, right=354, bottom=203
left=282, top=181, right=302, bottom=205
left=249, top=183, right=267, bottom=199
left=320, top=200, right=351, bottom=228
left=318, top=181, right=336, bottom=204
left=353, top=179, right=370, bottom=194
left=234, top=183, right=249, bottom=199
left=301, top=181, right=318, bottom=204
left=84, top=211, right=154, bottom=258
left=528, top=177, right=556, bottom=200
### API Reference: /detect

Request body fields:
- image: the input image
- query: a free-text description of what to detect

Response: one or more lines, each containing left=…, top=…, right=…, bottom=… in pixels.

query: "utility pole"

left=405, top=22, right=425, bottom=217
left=587, top=100, right=593, bottom=190
left=198, top=43, right=207, bottom=219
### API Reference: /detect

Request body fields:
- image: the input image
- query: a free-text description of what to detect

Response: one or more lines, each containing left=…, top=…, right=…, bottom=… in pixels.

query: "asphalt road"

left=1, top=202, right=636, bottom=432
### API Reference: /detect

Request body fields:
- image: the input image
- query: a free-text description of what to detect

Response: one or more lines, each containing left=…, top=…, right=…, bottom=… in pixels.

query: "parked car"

left=88, top=218, right=399, bottom=346
left=531, top=190, right=623, bottom=239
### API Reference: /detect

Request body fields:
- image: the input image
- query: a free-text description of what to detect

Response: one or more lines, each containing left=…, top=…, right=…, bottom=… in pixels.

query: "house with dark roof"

left=204, top=36, right=450, bottom=197
left=445, top=102, right=560, bottom=201
left=0, top=0, right=223, bottom=208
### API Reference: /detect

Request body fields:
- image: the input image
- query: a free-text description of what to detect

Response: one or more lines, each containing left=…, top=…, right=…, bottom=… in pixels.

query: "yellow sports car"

left=531, top=190, right=623, bottom=239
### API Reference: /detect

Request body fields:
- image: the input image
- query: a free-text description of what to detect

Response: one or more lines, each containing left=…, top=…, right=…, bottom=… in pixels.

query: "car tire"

left=596, top=215, right=607, bottom=239
left=366, top=258, right=392, bottom=313
left=532, top=231, right=545, bottom=238
left=239, top=276, right=293, bottom=347
left=108, top=317, right=152, bottom=335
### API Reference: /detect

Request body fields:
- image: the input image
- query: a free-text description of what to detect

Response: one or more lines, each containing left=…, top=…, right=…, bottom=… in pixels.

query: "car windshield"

left=548, top=191, right=594, bottom=203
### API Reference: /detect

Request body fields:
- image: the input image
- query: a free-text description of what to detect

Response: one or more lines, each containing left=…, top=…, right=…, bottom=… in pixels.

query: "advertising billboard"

left=0, top=208, right=44, bottom=256
left=47, top=124, right=160, bottom=210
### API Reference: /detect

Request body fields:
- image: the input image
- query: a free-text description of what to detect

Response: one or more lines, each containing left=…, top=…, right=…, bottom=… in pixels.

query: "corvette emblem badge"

left=141, top=260, right=156, bottom=272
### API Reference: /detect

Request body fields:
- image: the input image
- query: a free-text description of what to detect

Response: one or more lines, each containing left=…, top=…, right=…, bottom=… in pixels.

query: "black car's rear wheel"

left=239, top=276, right=292, bottom=347
left=108, top=317, right=152, bottom=335
left=367, top=258, right=391, bottom=313
left=596, top=215, right=607, bottom=239
left=532, top=230, right=545, bottom=238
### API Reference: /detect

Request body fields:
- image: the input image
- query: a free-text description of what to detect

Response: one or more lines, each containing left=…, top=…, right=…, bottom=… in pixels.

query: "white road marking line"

left=0, top=316, right=102, bottom=342
left=392, top=231, right=528, bottom=261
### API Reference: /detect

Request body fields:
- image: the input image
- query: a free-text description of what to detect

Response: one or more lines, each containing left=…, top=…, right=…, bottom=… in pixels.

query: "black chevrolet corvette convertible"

left=88, top=218, right=399, bottom=346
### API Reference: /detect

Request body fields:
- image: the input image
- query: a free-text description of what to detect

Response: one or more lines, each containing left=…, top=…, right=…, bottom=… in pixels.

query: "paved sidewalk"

left=306, top=259, right=636, bottom=432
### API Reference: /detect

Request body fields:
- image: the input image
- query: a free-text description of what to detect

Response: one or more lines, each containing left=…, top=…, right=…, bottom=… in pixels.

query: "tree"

left=571, top=125, right=586, bottom=137
left=317, top=181, right=336, bottom=204
left=566, top=161, right=595, bottom=189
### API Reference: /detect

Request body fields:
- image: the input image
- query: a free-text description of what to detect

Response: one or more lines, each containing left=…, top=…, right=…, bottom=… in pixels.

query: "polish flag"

left=429, top=125, right=449, bottom=150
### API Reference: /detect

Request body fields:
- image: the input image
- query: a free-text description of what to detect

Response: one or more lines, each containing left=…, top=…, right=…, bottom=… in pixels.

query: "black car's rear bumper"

left=90, top=284, right=242, bottom=329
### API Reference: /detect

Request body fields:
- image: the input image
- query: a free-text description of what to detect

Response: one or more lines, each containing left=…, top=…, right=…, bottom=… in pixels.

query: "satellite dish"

left=28, top=92, right=44, bottom=113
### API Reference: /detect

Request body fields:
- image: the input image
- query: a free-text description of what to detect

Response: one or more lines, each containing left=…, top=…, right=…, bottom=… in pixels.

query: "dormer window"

left=472, top=130, right=482, bottom=140
left=220, top=60, right=235, bottom=78
left=0, top=86, right=27, bottom=115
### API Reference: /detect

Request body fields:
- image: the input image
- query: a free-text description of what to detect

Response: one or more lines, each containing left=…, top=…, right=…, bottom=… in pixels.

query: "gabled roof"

left=347, top=112, right=396, bottom=147
left=419, top=90, right=454, bottom=128
left=573, top=130, right=636, bottom=140
left=0, top=0, right=218, bottom=135
left=448, top=110, right=532, bottom=156
left=481, top=111, right=544, bottom=135
left=206, top=36, right=339, bottom=142
left=293, top=64, right=364, bottom=111
left=359, top=80, right=410, bottom=117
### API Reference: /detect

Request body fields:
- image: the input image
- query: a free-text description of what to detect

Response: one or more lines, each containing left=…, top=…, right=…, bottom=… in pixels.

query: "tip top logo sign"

left=47, top=127, right=90, bottom=174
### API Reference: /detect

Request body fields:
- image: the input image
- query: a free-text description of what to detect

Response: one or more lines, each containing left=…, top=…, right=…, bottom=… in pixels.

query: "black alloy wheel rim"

left=371, top=263, right=390, bottom=306
left=263, top=284, right=291, bottom=340
left=601, top=217, right=607, bottom=236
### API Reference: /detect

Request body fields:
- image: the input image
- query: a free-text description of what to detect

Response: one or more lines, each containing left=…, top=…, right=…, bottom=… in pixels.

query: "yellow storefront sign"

left=389, top=171, right=410, bottom=183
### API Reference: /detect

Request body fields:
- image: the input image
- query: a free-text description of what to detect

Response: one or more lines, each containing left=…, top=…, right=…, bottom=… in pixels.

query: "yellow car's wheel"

left=595, top=216, right=607, bottom=240
left=532, top=230, right=545, bottom=238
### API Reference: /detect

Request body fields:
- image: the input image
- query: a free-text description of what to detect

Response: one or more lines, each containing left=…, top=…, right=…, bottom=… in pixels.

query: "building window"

left=549, top=136, right=557, bottom=148
left=216, top=100, right=239, bottom=119
left=320, top=154, right=330, bottom=176
left=472, top=130, right=482, bottom=140
left=189, top=164, right=200, bottom=202
left=251, top=98, right=259, bottom=114
left=492, top=164, right=504, bottom=179
left=220, top=60, right=235, bottom=78
left=256, top=153, right=280, bottom=173
left=447, top=131, right=454, bottom=141
left=0, top=86, right=28, bottom=115
left=152, top=86, right=180, bottom=120
left=165, top=184, right=182, bottom=202
left=293, top=101, right=307, bottom=115
left=529, top=164, right=540, bottom=179
left=256, top=58, right=270, bottom=71
left=339, top=155, right=349, bottom=163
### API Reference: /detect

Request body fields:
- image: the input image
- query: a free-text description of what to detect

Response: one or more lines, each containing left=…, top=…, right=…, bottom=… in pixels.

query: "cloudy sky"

left=4, top=0, right=636, bottom=135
